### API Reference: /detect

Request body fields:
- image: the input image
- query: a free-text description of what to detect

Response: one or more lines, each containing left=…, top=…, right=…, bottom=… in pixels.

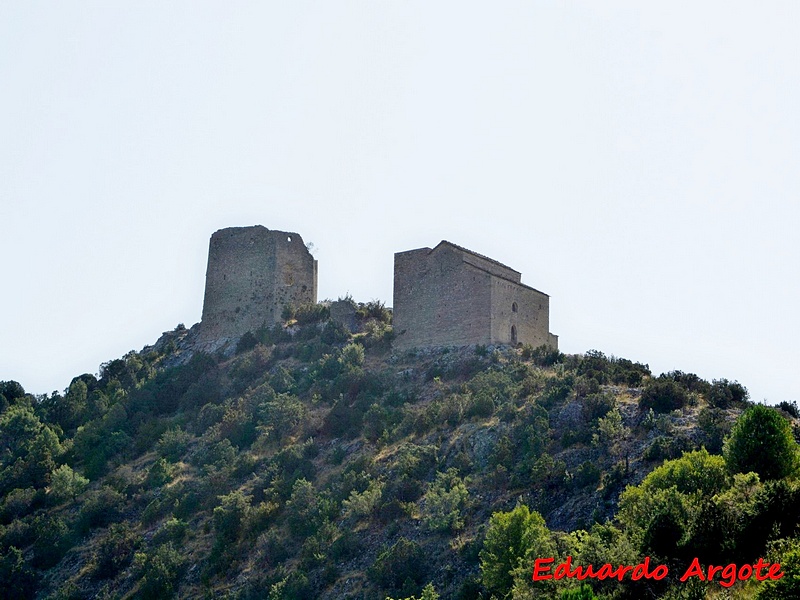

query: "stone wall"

left=489, top=277, right=552, bottom=347
left=393, top=241, right=557, bottom=351
left=199, top=226, right=317, bottom=344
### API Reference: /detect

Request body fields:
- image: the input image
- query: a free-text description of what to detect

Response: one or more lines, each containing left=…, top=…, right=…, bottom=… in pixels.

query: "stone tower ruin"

left=199, top=226, right=317, bottom=343
left=393, top=240, right=557, bottom=351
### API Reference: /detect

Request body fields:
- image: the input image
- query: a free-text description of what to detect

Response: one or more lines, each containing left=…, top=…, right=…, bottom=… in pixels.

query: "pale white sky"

left=1, top=2, right=798, bottom=404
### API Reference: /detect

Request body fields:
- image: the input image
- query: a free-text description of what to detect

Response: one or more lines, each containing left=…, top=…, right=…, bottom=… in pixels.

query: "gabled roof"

left=428, top=240, right=549, bottom=297
left=431, top=240, right=521, bottom=275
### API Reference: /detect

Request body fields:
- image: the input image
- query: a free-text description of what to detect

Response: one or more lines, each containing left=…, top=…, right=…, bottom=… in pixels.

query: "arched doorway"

left=510, top=325, right=517, bottom=345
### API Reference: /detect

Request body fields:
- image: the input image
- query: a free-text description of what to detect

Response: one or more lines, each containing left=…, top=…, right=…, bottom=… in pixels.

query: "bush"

left=584, top=392, right=615, bottom=421
left=640, top=448, right=729, bottom=497
left=258, top=393, right=305, bottom=442
left=465, top=393, right=495, bottom=419
left=386, top=583, right=440, bottom=600
left=0, top=487, right=40, bottom=522
left=540, top=374, right=573, bottom=407
left=235, top=331, right=258, bottom=354
left=577, top=350, right=611, bottom=384
left=155, top=427, right=192, bottom=462
left=213, top=490, right=251, bottom=542
left=0, top=546, right=37, bottom=599
left=321, top=320, right=350, bottom=345
left=573, top=461, right=601, bottom=488
left=521, top=344, right=563, bottom=367
left=778, top=400, right=800, bottom=419
left=342, top=479, right=382, bottom=521
left=77, top=486, right=126, bottom=532
left=48, top=464, right=89, bottom=504
left=661, top=370, right=710, bottom=394
left=0, top=381, right=26, bottom=405
left=708, top=379, right=749, bottom=408
left=755, top=538, right=800, bottom=599
left=135, top=543, right=185, bottom=599
left=423, top=469, right=469, bottom=532
left=93, top=523, right=141, bottom=579
left=369, top=538, right=426, bottom=592
left=724, top=404, right=799, bottom=480
left=561, top=584, right=601, bottom=600
left=31, top=515, right=73, bottom=569
left=147, top=458, right=176, bottom=488
left=697, top=407, right=731, bottom=454
left=479, top=503, right=554, bottom=598
left=286, top=478, right=327, bottom=537
left=357, top=300, right=392, bottom=324
left=639, top=378, right=689, bottom=413
left=644, top=436, right=691, bottom=462
left=283, top=301, right=330, bottom=325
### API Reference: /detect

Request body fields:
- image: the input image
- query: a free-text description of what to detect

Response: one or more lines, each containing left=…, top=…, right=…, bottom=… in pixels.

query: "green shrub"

left=724, top=404, right=799, bottom=480
left=662, top=370, right=710, bottom=394
left=639, top=378, right=689, bottom=413
left=479, top=503, right=554, bottom=598
left=235, top=331, right=258, bottom=354
left=541, top=374, right=574, bottom=407
left=135, top=543, right=185, bottom=599
left=778, top=400, right=800, bottom=419
left=466, top=393, right=495, bottom=419
left=286, top=478, right=335, bottom=538
left=640, top=448, right=729, bottom=497
left=755, top=539, right=800, bottom=599
left=609, top=357, right=651, bottom=386
left=577, top=350, right=611, bottom=384
left=31, top=515, right=73, bottom=569
left=155, top=427, right=192, bottom=462
left=156, top=517, right=188, bottom=544
left=269, top=366, right=295, bottom=393
left=48, top=464, right=89, bottom=504
left=342, top=478, right=383, bottom=521
left=356, top=300, right=391, bottom=324
left=0, top=546, right=37, bottom=599
left=256, top=392, right=305, bottom=438
left=386, top=583, right=440, bottom=600
left=77, top=486, right=126, bottom=532
left=708, top=378, right=749, bottom=408
left=561, top=584, right=600, bottom=599
left=584, top=392, right=615, bottom=421
left=0, top=381, right=26, bottom=405
left=213, top=490, right=251, bottom=542
left=0, top=487, right=40, bottom=523
left=697, top=407, right=731, bottom=454
left=521, top=344, right=563, bottom=366
left=573, top=461, right=601, bottom=488
left=423, top=469, right=469, bottom=532
left=284, top=301, right=330, bottom=325
left=369, top=538, right=426, bottom=592
left=147, top=458, right=176, bottom=488
left=93, top=522, right=140, bottom=579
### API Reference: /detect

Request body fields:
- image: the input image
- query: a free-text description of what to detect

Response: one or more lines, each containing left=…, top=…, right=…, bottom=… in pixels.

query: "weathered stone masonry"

left=392, top=241, right=557, bottom=351
left=199, top=226, right=317, bottom=343
left=198, top=228, right=555, bottom=353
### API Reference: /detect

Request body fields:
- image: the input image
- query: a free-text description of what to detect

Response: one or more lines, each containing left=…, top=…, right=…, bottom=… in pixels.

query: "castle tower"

left=199, top=226, right=317, bottom=343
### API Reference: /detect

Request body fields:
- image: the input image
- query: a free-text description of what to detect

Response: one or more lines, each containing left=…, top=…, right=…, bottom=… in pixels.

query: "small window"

left=287, top=236, right=292, bottom=242
left=512, top=302, right=518, bottom=313
left=511, top=325, right=517, bottom=344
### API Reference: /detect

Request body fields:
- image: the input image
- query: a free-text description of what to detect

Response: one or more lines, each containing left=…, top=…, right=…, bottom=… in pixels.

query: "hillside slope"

left=1, top=304, right=798, bottom=599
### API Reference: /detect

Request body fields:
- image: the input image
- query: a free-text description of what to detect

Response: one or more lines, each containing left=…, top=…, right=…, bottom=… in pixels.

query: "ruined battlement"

left=199, top=226, right=317, bottom=344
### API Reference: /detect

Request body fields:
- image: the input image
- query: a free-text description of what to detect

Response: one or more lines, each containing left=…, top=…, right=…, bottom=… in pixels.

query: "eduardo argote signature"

left=532, top=556, right=783, bottom=588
